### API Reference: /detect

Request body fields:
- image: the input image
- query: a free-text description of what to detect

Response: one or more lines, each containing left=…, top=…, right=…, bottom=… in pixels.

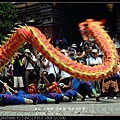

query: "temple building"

left=13, top=2, right=119, bottom=45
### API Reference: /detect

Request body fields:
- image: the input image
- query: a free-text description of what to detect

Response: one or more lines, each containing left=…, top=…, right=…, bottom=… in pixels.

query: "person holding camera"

left=12, top=52, right=24, bottom=91
left=22, top=49, right=37, bottom=93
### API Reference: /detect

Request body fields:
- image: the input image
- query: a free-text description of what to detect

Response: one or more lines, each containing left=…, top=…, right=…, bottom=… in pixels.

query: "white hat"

left=71, top=43, right=77, bottom=48
left=24, top=49, right=31, bottom=53
left=92, top=49, right=98, bottom=53
left=61, top=49, right=66, bottom=53
left=17, top=52, right=22, bottom=55
left=15, top=52, right=22, bottom=55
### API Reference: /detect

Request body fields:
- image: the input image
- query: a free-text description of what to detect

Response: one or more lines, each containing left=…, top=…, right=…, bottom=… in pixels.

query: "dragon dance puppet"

left=0, top=19, right=119, bottom=81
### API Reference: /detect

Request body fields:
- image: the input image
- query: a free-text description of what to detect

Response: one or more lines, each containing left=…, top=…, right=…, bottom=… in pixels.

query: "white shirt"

left=61, top=70, right=70, bottom=78
left=48, top=62, right=59, bottom=76
left=22, top=54, right=37, bottom=70
left=86, top=57, right=102, bottom=66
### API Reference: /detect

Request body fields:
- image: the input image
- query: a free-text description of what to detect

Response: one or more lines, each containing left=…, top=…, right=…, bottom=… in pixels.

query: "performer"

left=102, top=73, right=119, bottom=99
left=46, top=73, right=82, bottom=101
left=58, top=70, right=83, bottom=101
left=27, top=71, right=66, bottom=103
left=72, top=78, right=100, bottom=101
left=0, top=82, right=37, bottom=106
left=71, top=48, right=100, bottom=102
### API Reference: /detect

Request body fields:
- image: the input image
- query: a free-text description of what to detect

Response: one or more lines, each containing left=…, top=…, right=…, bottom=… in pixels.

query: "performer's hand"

left=3, top=83, right=10, bottom=92
left=59, top=76, right=64, bottom=81
left=3, top=83, right=8, bottom=88
left=13, top=90, right=18, bottom=94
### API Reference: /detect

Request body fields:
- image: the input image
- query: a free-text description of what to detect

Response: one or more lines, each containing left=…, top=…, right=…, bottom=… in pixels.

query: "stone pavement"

left=0, top=97, right=120, bottom=117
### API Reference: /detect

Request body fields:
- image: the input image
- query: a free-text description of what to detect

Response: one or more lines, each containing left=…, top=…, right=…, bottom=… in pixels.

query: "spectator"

left=68, top=47, right=76, bottom=60
left=7, top=63, right=13, bottom=88
left=86, top=49, right=102, bottom=95
left=89, top=41, right=99, bottom=50
left=12, top=53, right=24, bottom=91
left=22, top=49, right=37, bottom=93
left=55, top=35, right=68, bottom=49
left=0, top=64, right=10, bottom=85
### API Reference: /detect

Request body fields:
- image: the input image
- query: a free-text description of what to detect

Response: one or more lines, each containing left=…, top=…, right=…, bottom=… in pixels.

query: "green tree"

left=0, top=2, right=17, bottom=44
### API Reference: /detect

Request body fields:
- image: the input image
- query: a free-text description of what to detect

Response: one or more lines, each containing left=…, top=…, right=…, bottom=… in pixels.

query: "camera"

left=25, top=52, right=31, bottom=57
left=15, top=53, right=22, bottom=59
left=27, top=52, right=31, bottom=56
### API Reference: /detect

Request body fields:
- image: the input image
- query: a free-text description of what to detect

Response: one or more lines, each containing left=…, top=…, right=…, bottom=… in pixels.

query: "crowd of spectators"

left=0, top=35, right=120, bottom=106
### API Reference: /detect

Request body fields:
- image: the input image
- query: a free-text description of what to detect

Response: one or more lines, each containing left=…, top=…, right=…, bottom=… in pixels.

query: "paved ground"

left=0, top=97, right=120, bottom=117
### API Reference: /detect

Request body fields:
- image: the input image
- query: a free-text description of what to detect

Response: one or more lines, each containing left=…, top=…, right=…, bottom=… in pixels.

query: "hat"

left=61, top=49, right=66, bottom=53
left=71, top=43, right=77, bottom=48
left=15, top=52, right=22, bottom=56
left=17, top=52, right=22, bottom=56
left=92, top=49, right=98, bottom=53
left=69, top=47, right=75, bottom=51
left=24, top=49, right=31, bottom=53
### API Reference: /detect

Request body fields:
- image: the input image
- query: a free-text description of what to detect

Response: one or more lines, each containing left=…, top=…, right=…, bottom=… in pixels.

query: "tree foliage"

left=0, top=2, right=17, bottom=44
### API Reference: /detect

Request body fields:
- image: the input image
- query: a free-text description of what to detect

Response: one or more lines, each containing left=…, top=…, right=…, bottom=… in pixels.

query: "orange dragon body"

left=0, top=19, right=118, bottom=81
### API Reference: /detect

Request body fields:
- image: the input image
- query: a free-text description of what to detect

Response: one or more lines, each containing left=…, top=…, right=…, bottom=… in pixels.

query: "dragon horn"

left=7, top=34, right=12, bottom=37
left=18, top=25, right=23, bottom=28
left=10, top=30, right=16, bottom=33
left=1, top=41, right=6, bottom=44
left=13, top=27, right=20, bottom=30
left=5, top=37, right=9, bottom=40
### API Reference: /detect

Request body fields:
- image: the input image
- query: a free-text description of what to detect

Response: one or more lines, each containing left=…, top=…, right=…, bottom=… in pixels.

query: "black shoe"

left=55, top=98, right=61, bottom=104
left=81, top=97, right=85, bottom=101
left=72, top=96, right=77, bottom=101
left=0, top=96, right=5, bottom=106
left=81, top=96, right=85, bottom=101
left=96, top=97, right=100, bottom=102
left=33, top=98, right=38, bottom=105
left=68, top=96, right=72, bottom=102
